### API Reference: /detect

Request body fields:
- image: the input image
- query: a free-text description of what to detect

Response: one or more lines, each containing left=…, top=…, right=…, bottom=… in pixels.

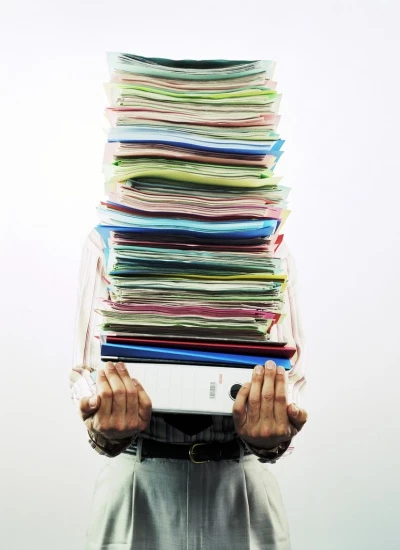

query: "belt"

left=140, top=439, right=244, bottom=464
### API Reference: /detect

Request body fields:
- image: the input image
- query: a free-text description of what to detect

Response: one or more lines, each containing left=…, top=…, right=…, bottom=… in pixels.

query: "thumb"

left=287, top=403, right=308, bottom=432
left=79, top=394, right=100, bottom=421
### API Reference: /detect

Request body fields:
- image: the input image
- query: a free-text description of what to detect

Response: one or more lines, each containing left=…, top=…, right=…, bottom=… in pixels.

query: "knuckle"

left=232, top=410, right=243, bottom=421
left=261, top=392, right=274, bottom=402
left=127, top=420, right=139, bottom=432
left=276, top=425, right=290, bottom=438
left=99, top=388, right=112, bottom=399
left=260, top=426, right=272, bottom=439
left=249, top=428, right=260, bottom=439
left=112, top=420, right=126, bottom=434
left=275, top=394, right=287, bottom=405
left=96, top=421, right=108, bottom=433
left=141, top=395, right=152, bottom=408
left=113, top=388, right=126, bottom=399
left=248, top=396, right=260, bottom=406
left=126, top=387, right=137, bottom=399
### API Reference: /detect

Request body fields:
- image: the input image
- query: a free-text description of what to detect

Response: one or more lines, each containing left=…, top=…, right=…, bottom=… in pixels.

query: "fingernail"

left=89, top=395, right=98, bottom=409
left=266, top=361, right=275, bottom=369
left=98, top=369, right=106, bottom=377
left=116, top=362, right=125, bottom=371
left=291, top=404, right=298, bottom=416
left=255, top=365, right=264, bottom=375
left=107, top=362, right=115, bottom=370
left=277, top=366, right=286, bottom=375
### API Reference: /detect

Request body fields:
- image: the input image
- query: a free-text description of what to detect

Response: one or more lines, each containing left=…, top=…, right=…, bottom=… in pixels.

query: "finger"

left=96, top=367, right=112, bottom=417
left=232, top=382, right=250, bottom=430
left=247, top=365, right=264, bottom=424
left=115, top=363, right=139, bottom=422
left=132, top=379, right=153, bottom=426
left=273, top=366, right=289, bottom=427
left=260, top=360, right=276, bottom=420
left=103, top=362, right=127, bottom=418
left=287, top=404, right=308, bottom=433
left=79, top=394, right=100, bottom=421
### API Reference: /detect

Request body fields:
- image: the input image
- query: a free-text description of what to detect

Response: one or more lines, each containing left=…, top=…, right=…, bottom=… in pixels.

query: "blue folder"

left=101, top=342, right=291, bottom=370
left=108, top=128, right=284, bottom=156
left=95, top=224, right=277, bottom=245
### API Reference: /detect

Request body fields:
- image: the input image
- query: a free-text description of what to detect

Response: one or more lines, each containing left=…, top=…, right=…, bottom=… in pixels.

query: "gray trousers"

left=86, top=445, right=291, bottom=550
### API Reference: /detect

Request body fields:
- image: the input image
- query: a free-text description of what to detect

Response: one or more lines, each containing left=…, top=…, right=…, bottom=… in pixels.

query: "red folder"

left=104, top=335, right=296, bottom=359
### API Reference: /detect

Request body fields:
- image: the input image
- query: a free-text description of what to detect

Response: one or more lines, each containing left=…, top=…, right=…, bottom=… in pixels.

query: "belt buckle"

left=189, top=442, right=210, bottom=464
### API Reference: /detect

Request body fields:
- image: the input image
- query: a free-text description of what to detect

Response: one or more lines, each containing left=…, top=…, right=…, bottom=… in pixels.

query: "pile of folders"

left=95, top=53, right=296, bottom=372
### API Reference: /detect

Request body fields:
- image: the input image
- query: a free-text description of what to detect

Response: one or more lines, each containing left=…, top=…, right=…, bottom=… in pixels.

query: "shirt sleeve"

left=240, top=243, right=306, bottom=462
left=282, top=242, right=307, bottom=400
left=70, top=229, right=135, bottom=458
left=72, top=229, right=107, bottom=371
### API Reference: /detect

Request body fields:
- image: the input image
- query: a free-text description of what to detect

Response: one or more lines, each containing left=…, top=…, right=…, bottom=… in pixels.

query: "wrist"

left=88, top=430, right=136, bottom=457
left=242, top=438, right=292, bottom=463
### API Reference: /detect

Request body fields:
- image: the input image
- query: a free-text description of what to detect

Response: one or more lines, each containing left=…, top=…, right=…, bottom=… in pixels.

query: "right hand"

left=79, top=361, right=152, bottom=441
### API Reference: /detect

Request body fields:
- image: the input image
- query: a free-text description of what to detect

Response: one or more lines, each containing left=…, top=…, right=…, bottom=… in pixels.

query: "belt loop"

left=136, top=437, right=144, bottom=463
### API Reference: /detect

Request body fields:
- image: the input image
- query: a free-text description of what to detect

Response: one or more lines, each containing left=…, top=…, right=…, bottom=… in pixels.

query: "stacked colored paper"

left=95, top=53, right=294, bottom=369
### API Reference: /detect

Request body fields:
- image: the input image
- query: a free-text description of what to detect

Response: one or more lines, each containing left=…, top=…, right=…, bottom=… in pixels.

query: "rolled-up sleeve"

left=72, top=229, right=108, bottom=372
left=70, top=230, right=135, bottom=457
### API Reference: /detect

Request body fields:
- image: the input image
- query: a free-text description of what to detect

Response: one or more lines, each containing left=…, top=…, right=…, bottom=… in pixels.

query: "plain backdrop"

left=1, top=1, right=399, bottom=549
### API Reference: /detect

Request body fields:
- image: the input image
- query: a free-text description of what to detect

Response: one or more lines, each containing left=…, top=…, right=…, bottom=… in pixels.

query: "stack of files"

left=94, top=53, right=295, bottom=397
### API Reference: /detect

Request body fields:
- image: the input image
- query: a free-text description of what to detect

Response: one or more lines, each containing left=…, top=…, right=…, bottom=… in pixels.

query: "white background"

left=1, top=1, right=399, bottom=549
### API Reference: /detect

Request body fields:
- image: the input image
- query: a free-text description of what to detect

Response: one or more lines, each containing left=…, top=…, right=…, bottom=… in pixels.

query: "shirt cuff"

left=87, top=430, right=137, bottom=458
left=241, top=439, right=292, bottom=463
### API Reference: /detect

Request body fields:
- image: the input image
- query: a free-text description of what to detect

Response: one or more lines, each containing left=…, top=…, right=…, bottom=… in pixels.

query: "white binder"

left=76, top=363, right=293, bottom=415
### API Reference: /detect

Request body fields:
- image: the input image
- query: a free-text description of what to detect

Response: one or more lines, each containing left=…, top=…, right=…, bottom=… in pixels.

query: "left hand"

left=80, top=362, right=152, bottom=441
left=232, top=360, right=307, bottom=450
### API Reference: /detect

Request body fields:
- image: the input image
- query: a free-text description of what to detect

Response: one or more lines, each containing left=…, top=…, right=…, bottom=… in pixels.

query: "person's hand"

left=232, top=360, right=307, bottom=450
left=79, top=361, right=152, bottom=441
